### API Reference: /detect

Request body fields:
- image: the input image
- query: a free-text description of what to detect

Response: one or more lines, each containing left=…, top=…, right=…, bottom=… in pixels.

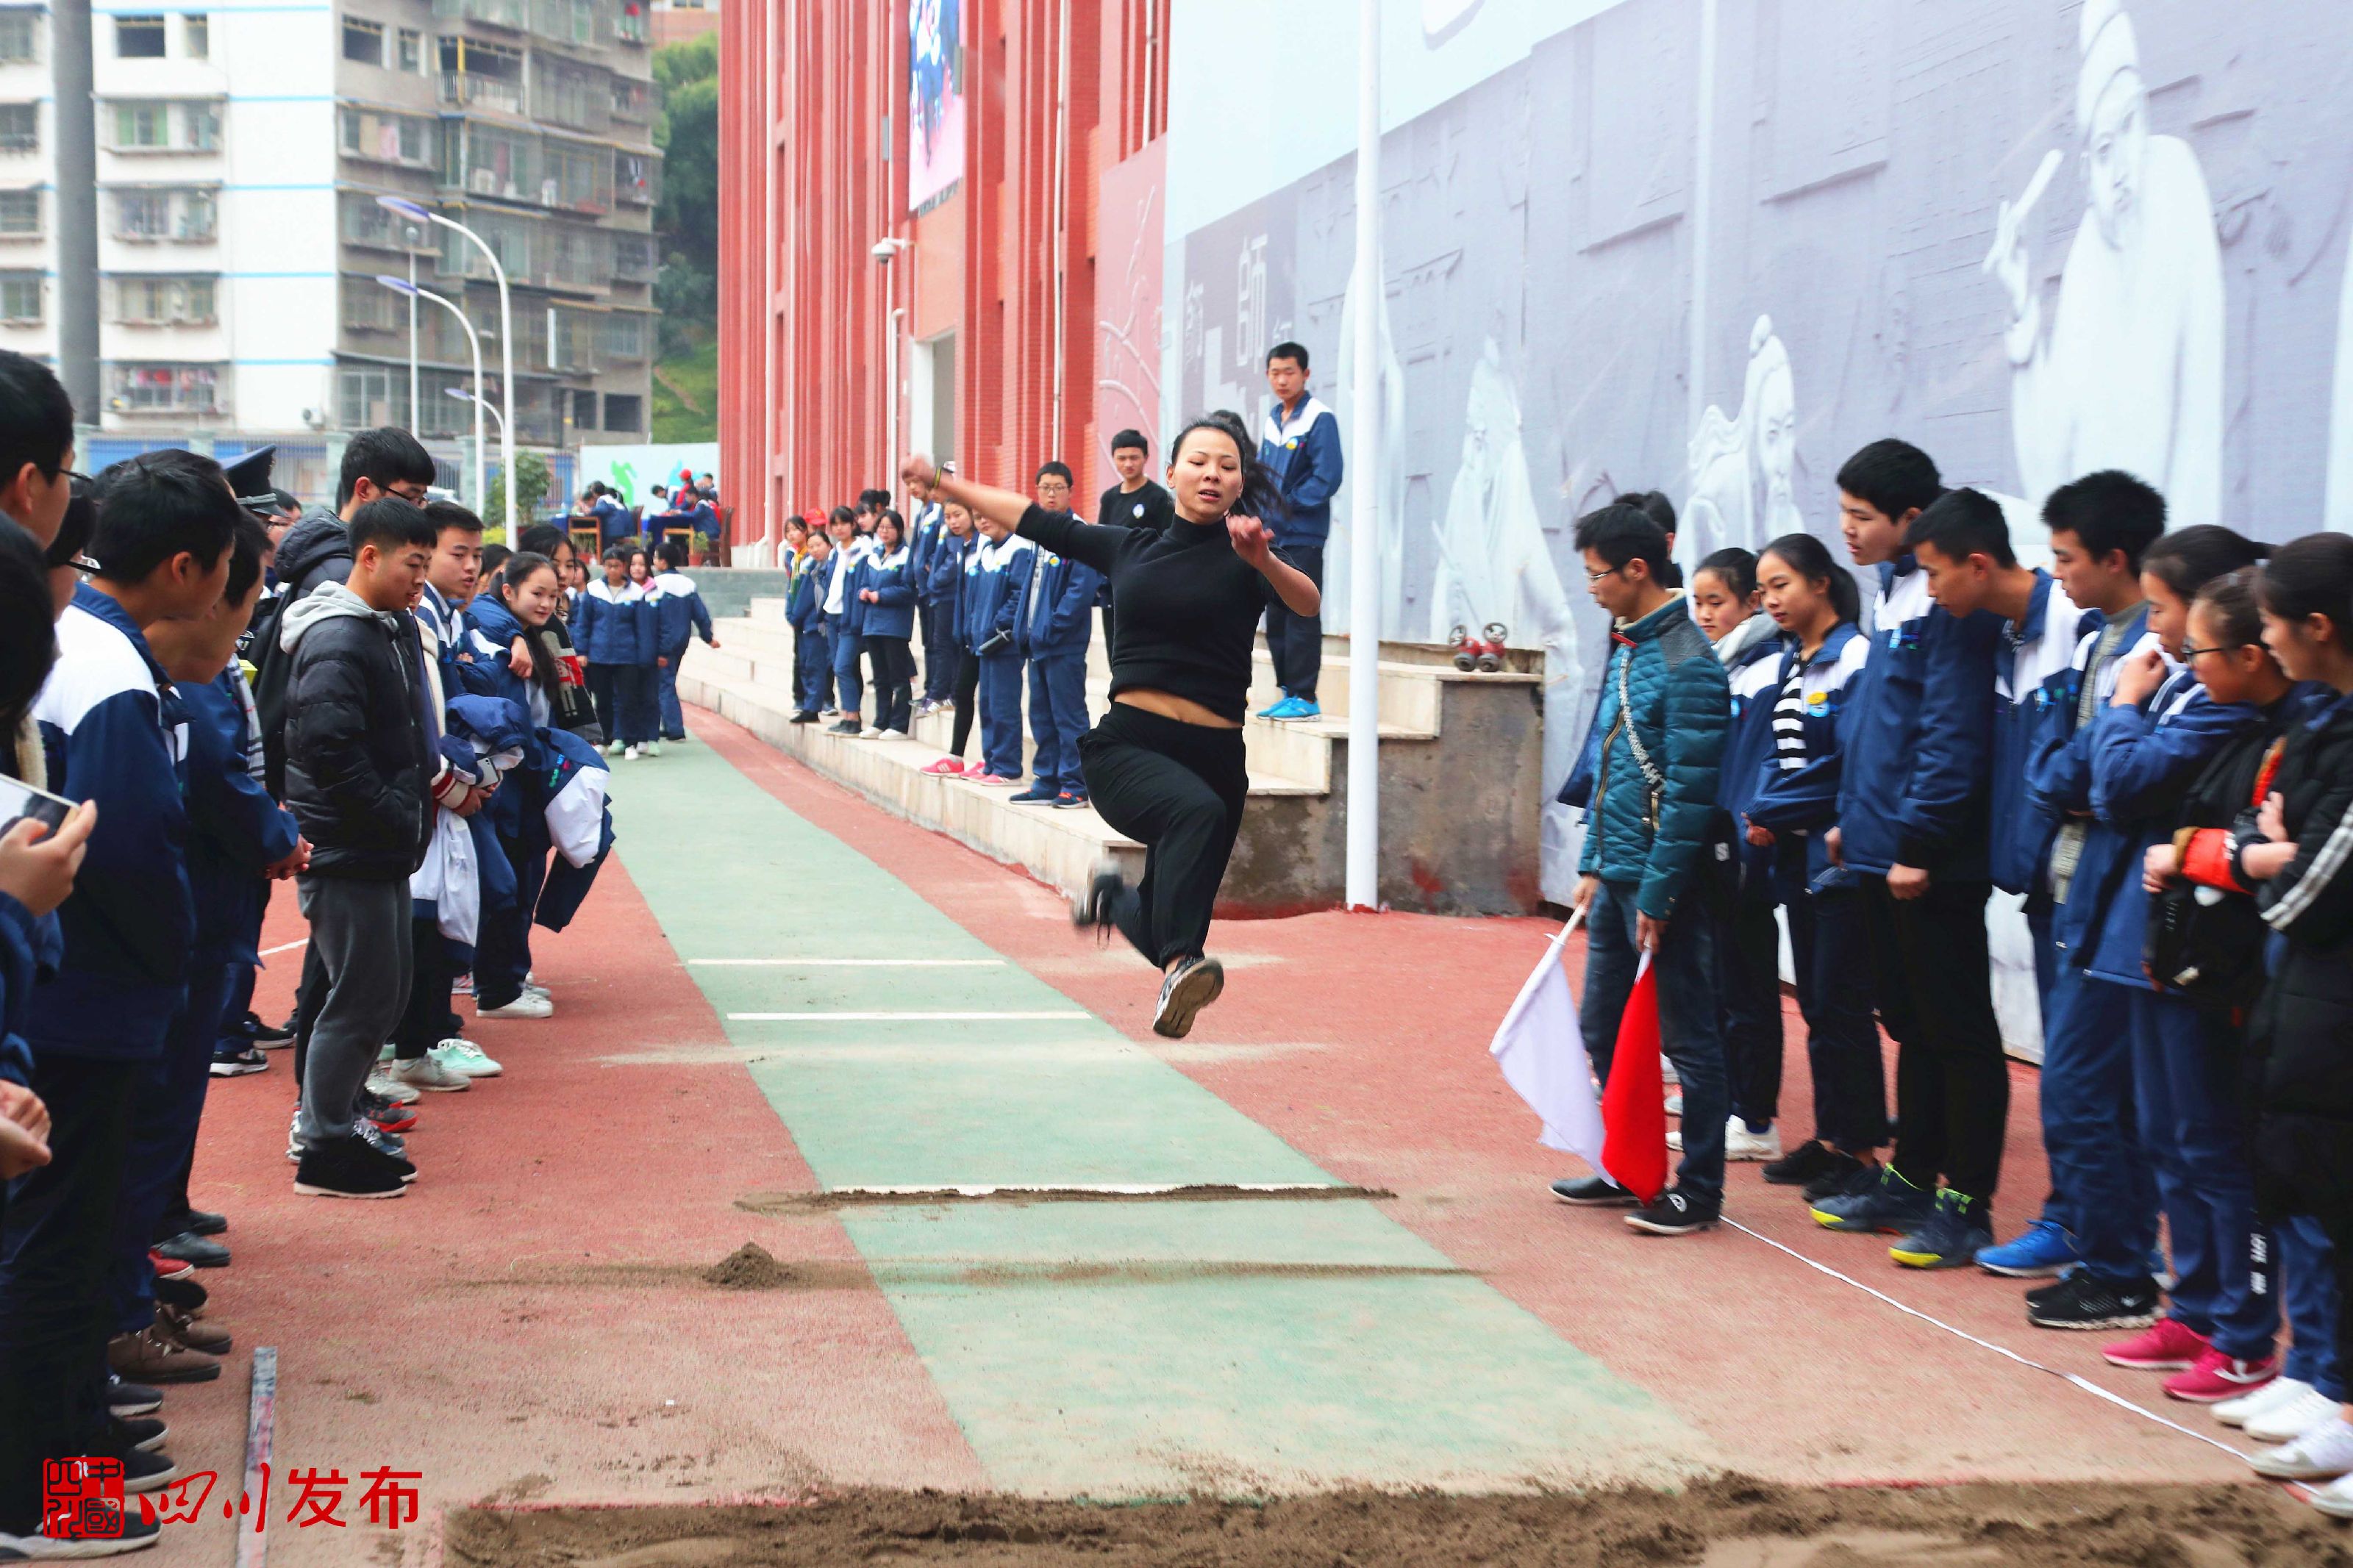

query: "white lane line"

left=824, top=1183, right=1353, bottom=1197
left=726, top=1010, right=1090, bottom=1022
left=691, top=958, right=1007, bottom=968
left=260, top=938, right=307, bottom=956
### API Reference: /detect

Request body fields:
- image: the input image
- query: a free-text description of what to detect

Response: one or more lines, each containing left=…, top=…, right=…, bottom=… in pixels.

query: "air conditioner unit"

left=470, top=168, right=498, bottom=195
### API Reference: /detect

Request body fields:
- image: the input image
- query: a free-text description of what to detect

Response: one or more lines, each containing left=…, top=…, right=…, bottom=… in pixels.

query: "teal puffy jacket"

left=1567, top=595, right=1729, bottom=920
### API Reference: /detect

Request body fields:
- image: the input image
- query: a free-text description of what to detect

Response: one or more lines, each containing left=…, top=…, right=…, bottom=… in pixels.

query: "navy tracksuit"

left=788, top=554, right=831, bottom=713
left=855, top=545, right=918, bottom=734
left=824, top=541, right=874, bottom=723
left=960, top=535, right=1032, bottom=778
left=1015, top=540, right=1101, bottom=797
left=918, top=524, right=968, bottom=703
left=646, top=570, right=717, bottom=739
left=1714, top=628, right=1787, bottom=1130
left=574, top=580, right=658, bottom=745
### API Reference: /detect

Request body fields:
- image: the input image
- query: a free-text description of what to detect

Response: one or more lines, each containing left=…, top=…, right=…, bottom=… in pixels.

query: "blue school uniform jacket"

left=26, top=584, right=196, bottom=1059
left=1833, top=559, right=2003, bottom=881
left=0, top=892, right=39, bottom=1087
left=574, top=580, right=651, bottom=665
left=921, top=529, right=968, bottom=609
left=854, top=546, right=918, bottom=640
left=818, top=545, right=871, bottom=641
left=1746, top=623, right=1872, bottom=893
left=1716, top=630, right=1788, bottom=903
left=908, top=502, right=948, bottom=601
left=1015, top=542, right=1101, bottom=659
left=648, top=571, right=717, bottom=656
left=787, top=555, right=826, bottom=632
left=1259, top=396, right=1344, bottom=548
left=1989, top=572, right=2088, bottom=897
left=959, top=536, right=1033, bottom=654
left=180, top=669, right=301, bottom=968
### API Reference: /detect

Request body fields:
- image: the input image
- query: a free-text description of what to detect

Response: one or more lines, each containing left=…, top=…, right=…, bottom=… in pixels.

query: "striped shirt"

left=1773, top=656, right=1809, bottom=770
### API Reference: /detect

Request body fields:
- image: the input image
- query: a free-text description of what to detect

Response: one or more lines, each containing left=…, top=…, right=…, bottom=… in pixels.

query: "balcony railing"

left=439, top=71, right=524, bottom=115
left=432, top=0, right=528, bottom=31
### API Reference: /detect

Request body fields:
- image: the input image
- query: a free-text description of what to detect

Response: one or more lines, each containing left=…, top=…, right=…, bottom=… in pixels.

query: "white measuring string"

left=1721, top=1216, right=2304, bottom=1478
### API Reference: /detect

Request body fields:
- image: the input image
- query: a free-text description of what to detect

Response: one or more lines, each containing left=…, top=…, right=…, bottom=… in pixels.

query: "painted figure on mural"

left=1986, top=0, right=2224, bottom=523
left=1326, top=240, right=1407, bottom=641
left=1682, top=314, right=1803, bottom=571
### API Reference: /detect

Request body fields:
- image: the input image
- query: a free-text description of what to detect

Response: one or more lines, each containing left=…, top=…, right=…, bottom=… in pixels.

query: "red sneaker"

left=2102, top=1317, right=2210, bottom=1370
left=149, top=1251, right=194, bottom=1282
left=2163, top=1347, right=2279, bottom=1404
left=921, top=758, right=965, bottom=776
left=366, top=1102, right=419, bottom=1134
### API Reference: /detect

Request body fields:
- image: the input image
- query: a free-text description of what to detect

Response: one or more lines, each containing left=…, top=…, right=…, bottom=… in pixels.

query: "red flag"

left=1599, top=961, right=1669, bottom=1203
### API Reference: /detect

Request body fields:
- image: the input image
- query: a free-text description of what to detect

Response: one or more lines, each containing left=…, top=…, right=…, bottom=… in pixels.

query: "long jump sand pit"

left=445, top=1477, right=2343, bottom=1567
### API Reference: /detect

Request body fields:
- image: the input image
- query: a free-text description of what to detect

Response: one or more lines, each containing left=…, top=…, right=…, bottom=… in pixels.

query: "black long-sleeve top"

left=1013, top=502, right=1286, bottom=723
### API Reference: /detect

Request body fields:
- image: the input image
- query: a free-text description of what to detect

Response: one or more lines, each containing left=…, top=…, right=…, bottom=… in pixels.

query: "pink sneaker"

left=921, top=758, right=965, bottom=776
left=2162, top=1347, right=2278, bottom=1404
left=2102, top=1317, right=2210, bottom=1371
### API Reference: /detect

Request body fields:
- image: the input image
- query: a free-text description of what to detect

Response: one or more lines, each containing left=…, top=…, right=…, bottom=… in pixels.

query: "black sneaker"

left=828, top=719, right=862, bottom=735
left=150, top=1233, right=228, bottom=1270
left=1624, top=1188, right=1720, bottom=1236
left=111, top=1414, right=168, bottom=1454
left=151, top=1275, right=206, bottom=1316
left=119, top=1447, right=179, bottom=1496
left=1071, top=859, right=1124, bottom=932
left=293, top=1136, right=407, bottom=1199
left=209, top=1044, right=268, bottom=1077
left=249, top=1011, right=293, bottom=1045
left=354, top=1121, right=416, bottom=1180
left=107, top=1375, right=163, bottom=1417
left=1888, top=1189, right=1993, bottom=1270
left=1762, top=1139, right=1846, bottom=1189
left=160, top=1206, right=225, bottom=1239
left=1151, top=956, right=1224, bottom=1039
left=2026, top=1270, right=2163, bottom=1331
left=790, top=710, right=819, bottom=725
left=1550, top=1174, right=1639, bottom=1206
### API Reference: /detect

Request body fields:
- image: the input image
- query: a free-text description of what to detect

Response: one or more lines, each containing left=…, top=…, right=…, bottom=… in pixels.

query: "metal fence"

left=76, top=429, right=577, bottom=526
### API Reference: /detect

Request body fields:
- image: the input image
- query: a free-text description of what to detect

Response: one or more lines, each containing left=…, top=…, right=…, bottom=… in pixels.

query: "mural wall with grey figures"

left=1169, top=0, right=2353, bottom=1053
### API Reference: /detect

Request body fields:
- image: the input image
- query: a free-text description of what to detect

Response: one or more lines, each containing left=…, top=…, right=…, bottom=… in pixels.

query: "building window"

left=115, top=15, right=166, bottom=57
left=340, top=191, right=430, bottom=251
left=597, top=312, right=644, bottom=362
left=396, top=26, right=421, bottom=71
left=0, top=12, right=37, bottom=63
left=112, top=187, right=215, bottom=242
left=0, top=272, right=38, bottom=323
left=0, top=103, right=35, bottom=154
left=341, top=275, right=402, bottom=330
left=338, top=107, right=433, bottom=168
left=0, top=189, right=38, bottom=235
left=184, top=14, right=207, bottom=58
left=109, top=362, right=219, bottom=412
left=570, top=389, right=596, bottom=428
left=113, top=275, right=216, bottom=326
left=109, top=101, right=219, bottom=152
left=338, top=365, right=412, bottom=431
left=341, top=15, right=382, bottom=65
left=602, top=393, right=640, bottom=433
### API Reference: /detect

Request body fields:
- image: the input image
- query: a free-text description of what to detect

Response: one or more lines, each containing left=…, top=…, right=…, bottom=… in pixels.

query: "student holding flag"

left=1547, top=501, right=1731, bottom=1236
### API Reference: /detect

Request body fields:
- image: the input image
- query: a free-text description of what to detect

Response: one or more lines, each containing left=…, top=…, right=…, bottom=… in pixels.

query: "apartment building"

left=0, top=0, right=660, bottom=462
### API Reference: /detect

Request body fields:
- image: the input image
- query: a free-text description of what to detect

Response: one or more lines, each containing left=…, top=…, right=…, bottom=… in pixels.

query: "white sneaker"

left=2248, top=1385, right=2347, bottom=1445
left=2314, top=1470, right=2353, bottom=1519
left=624, top=744, right=642, bottom=760
left=363, top=1072, right=422, bottom=1105
left=386, top=1054, right=471, bottom=1092
left=1726, top=1120, right=1783, bottom=1161
left=648, top=740, right=663, bottom=756
left=1664, top=1094, right=1684, bottom=1117
left=604, top=742, right=623, bottom=756
left=2249, top=1415, right=2353, bottom=1481
left=874, top=729, right=907, bottom=742
left=859, top=726, right=882, bottom=739
left=522, top=980, right=551, bottom=1000
left=1661, top=1061, right=1681, bottom=1086
left=430, top=1038, right=503, bottom=1078
left=2219, top=1375, right=2315, bottom=1428
left=477, top=992, right=554, bottom=1020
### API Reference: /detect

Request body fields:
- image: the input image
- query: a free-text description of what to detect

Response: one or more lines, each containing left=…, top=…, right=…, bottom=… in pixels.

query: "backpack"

left=246, top=590, right=296, bottom=799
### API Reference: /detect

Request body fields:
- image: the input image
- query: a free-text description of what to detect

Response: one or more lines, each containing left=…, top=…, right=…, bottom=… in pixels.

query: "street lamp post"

left=377, top=275, right=485, bottom=510
left=869, top=237, right=911, bottom=495
left=446, top=385, right=506, bottom=442
left=379, top=196, right=514, bottom=533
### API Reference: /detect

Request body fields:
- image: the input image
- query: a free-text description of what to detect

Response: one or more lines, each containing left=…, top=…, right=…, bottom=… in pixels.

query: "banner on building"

left=1092, top=137, right=1164, bottom=498
left=576, top=441, right=720, bottom=510
left=908, top=0, right=963, bottom=211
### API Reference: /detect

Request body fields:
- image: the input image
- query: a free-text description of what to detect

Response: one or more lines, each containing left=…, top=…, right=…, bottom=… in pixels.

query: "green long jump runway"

left=610, top=740, right=1711, bottom=1496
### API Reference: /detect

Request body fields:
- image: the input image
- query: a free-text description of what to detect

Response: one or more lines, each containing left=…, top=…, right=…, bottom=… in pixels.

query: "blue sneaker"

left=1976, top=1217, right=2081, bottom=1278
left=1810, top=1164, right=1935, bottom=1234
left=1007, top=786, right=1060, bottom=803
left=1890, top=1189, right=1994, bottom=1270
left=1284, top=698, right=1322, bottom=718
left=1256, top=692, right=1293, bottom=717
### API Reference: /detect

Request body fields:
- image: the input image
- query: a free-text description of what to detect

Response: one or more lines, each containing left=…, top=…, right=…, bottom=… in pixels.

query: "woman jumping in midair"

left=903, top=411, right=1320, bottom=1037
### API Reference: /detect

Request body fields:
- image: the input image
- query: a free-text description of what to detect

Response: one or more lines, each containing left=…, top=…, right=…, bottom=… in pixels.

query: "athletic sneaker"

left=107, top=1375, right=163, bottom=1417
left=2310, top=1472, right=2353, bottom=1519
left=2218, top=1375, right=2315, bottom=1430
left=249, top=1012, right=293, bottom=1045
left=2250, top=1416, right=2353, bottom=1481
left=1052, top=791, right=1090, bottom=809
left=2026, top=1273, right=2164, bottom=1333
left=451, top=973, right=474, bottom=997
left=477, top=992, right=554, bottom=1020
left=114, top=1414, right=168, bottom=1453
left=1663, top=1094, right=1684, bottom=1118
left=1811, top=1164, right=1935, bottom=1235
left=1802, top=1157, right=1871, bottom=1203
left=858, top=726, right=883, bottom=739
left=208, top=1044, right=268, bottom=1077
left=1008, top=785, right=1058, bottom=803
left=354, top=1120, right=414, bottom=1177
left=430, top=1038, right=501, bottom=1077
left=624, top=744, right=642, bottom=760
left=1255, top=693, right=1293, bottom=717
left=150, top=1233, right=226, bottom=1270
left=1550, top=1175, right=1638, bottom=1206
left=1624, top=1188, right=1718, bottom=1236
left=1975, top=1217, right=2081, bottom=1278
left=1152, top=955, right=1224, bottom=1039
left=828, top=720, right=860, bottom=736
left=1762, top=1139, right=1848, bottom=1189
left=790, top=710, right=821, bottom=725
left=363, top=1098, right=418, bottom=1134
left=647, top=740, right=663, bottom=756
left=146, top=1253, right=192, bottom=1283
left=921, top=758, right=966, bottom=776
left=1726, top=1121, right=1782, bottom=1161
left=874, top=729, right=907, bottom=742
left=522, top=979, right=551, bottom=1000
left=2100, top=1314, right=2209, bottom=1367
left=1071, top=860, right=1124, bottom=934
left=0, top=1517, right=163, bottom=1556
left=2246, top=1384, right=2344, bottom=1445
left=363, top=1071, right=421, bottom=1105
left=1889, top=1190, right=1993, bottom=1270
left=385, top=1054, right=471, bottom=1092
left=604, top=741, right=624, bottom=756
left=293, top=1135, right=407, bottom=1199
left=2163, top=1347, right=2277, bottom=1404
left=1282, top=698, right=1322, bottom=718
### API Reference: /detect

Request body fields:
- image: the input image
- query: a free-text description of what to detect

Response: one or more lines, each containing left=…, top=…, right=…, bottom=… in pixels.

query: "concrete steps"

left=680, top=597, right=1549, bottom=915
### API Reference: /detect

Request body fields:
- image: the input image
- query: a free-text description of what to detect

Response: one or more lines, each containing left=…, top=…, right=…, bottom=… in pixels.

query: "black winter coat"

left=2249, top=690, right=2353, bottom=1125
left=283, top=607, right=435, bottom=879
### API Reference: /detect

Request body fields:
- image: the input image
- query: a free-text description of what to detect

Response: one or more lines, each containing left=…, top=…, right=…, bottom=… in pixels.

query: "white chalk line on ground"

left=259, top=938, right=307, bottom=957
left=1721, top=1217, right=2315, bottom=1493
left=690, top=957, right=1008, bottom=968
left=825, top=1183, right=1353, bottom=1197
left=725, top=1009, right=1090, bottom=1022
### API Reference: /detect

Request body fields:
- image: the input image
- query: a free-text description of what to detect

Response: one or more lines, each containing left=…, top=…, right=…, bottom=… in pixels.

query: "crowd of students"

left=0, top=349, right=646, bottom=1555
left=1549, top=436, right=2353, bottom=1518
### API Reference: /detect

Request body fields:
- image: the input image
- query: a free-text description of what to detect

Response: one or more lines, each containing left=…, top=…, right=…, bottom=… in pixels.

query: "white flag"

left=1488, top=917, right=1604, bottom=1164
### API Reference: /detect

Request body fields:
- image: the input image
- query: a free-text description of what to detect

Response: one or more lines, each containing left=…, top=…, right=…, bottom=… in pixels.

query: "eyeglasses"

left=2180, top=642, right=2252, bottom=661
left=1584, top=564, right=1625, bottom=584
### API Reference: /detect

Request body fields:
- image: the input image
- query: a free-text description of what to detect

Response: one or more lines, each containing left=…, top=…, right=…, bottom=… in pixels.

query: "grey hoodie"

left=279, top=579, right=405, bottom=654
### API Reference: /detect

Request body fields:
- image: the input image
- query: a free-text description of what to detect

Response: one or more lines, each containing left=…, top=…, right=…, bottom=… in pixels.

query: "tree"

left=485, top=449, right=554, bottom=541
left=653, top=35, right=718, bottom=354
